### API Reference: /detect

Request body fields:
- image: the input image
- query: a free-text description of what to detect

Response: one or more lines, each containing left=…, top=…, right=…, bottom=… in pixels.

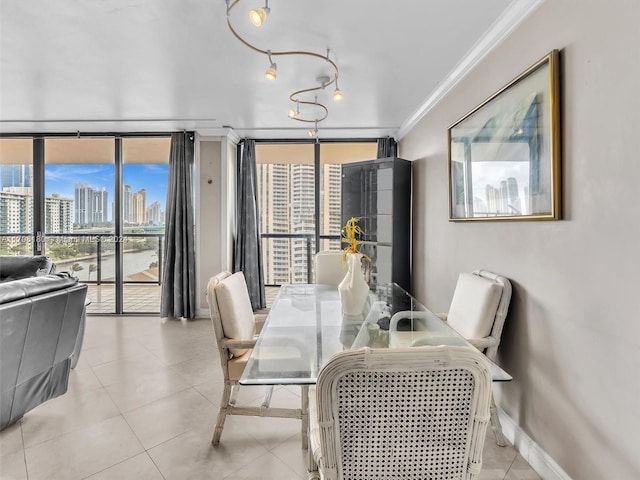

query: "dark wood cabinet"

left=341, top=157, right=411, bottom=291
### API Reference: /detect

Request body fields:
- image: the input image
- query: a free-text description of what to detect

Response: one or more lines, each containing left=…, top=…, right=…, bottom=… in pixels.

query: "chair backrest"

left=314, top=251, right=347, bottom=286
left=447, top=270, right=512, bottom=360
left=206, top=271, right=256, bottom=357
left=314, top=346, right=492, bottom=480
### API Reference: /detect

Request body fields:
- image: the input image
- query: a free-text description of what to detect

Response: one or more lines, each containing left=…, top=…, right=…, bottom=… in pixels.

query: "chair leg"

left=490, top=393, right=507, bottom=447
left=229, top=384, right=239, bottom=406
left=307, top=439, right=320, bottom=479
left=301, top=385, right=309, bottom=450
left=212, top=382, right=232, bottom=445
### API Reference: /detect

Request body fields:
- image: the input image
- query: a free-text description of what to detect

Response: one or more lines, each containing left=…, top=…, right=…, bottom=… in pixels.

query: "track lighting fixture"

left=226, top=1, right=343, bottom=132
left=264, top=50, right=277, bottom=81
left=249, top=0, right=270, bottom=26
left=288, top=100, right=300, bottom=119
left=333, top=79, right=343, bottom=102
left=308, top=121, right=318, bottom=137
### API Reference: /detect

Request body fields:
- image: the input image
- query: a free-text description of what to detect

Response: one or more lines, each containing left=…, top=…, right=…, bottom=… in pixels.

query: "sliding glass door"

left=255, top=141, right=377, bottom=286
left=0, top=134, right=170, bottom=314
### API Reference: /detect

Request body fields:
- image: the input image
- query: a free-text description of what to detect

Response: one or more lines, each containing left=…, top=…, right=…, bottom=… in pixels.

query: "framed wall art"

left=448, top=50, right=561, bottom=221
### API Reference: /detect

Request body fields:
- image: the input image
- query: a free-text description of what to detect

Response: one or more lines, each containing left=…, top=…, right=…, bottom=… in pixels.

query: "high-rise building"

left=123, top=184, right=132, bottom=223
left=0, top=164, right=33, bottom=189
left=0, top=187, right=33, bottom=233
left=45, top=194, right=73, bottom=233
left=257, top=161, right=342, bottom=285
left=92, top=187, right=108, bottom=223
left=506, top=177, right=521, bottom=215
left=132, top=188, right=146, bottom=224
left=74, top=183, right=109, bottom=225
left=75, top=183, right=92, bottom=225
left=1, top=187, right=71, bottom=234
left=146, top=201, right=162, bottom=224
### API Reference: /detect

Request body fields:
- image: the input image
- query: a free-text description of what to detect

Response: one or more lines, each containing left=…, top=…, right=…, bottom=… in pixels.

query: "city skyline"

left=1, top=163, right=168, bottom=235
left=45, top=163, right=169, bottom=213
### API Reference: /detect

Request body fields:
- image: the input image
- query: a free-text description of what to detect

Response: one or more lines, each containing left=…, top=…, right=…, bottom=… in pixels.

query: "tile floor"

left=0, top=315, right=542, bottom=480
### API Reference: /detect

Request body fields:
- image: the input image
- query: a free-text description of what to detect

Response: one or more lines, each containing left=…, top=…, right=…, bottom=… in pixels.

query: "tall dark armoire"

left=341, top=157, right=411, bottom=292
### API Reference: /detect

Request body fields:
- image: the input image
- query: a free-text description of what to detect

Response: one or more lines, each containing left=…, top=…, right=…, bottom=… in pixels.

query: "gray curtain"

left=160, top=132, right=196, bottom=319
left=377, top=137, right=397, bottom=158
left=234, top=140, right=266, bottom=310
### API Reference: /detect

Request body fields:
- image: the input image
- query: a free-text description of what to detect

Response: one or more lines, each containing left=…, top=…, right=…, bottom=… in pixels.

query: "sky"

left=45, top=163, right=169, bottom=212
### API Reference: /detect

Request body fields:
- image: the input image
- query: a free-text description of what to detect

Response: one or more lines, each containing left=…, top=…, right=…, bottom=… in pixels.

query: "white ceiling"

left=0, top=0, right=539, bottom=139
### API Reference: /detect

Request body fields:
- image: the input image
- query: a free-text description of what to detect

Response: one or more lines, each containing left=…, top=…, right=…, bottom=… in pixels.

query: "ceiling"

left=0, top=0, right=539, bottom=139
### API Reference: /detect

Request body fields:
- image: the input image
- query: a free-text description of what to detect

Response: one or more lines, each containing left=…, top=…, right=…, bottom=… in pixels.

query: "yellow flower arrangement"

left=341, top=217, right=370, bottom=261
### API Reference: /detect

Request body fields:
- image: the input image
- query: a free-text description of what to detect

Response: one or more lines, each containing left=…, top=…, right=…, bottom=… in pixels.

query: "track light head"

left=249, top=2, right=270, bottom=26
left=308, top=120, right=319, bottom=137
left=264, top=50, right=277, bottom=81
left=332, top=78, right=343, bottom=101
left=264, top=64, right=277, bottom=81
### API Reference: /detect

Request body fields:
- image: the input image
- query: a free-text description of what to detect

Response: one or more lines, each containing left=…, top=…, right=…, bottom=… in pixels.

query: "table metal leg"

left=301, top=385, right=309, bottom=450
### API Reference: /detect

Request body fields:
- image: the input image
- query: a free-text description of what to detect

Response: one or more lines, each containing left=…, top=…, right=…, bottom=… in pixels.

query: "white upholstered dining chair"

left=308, top=346, right=493, bottom=480
left=438, top=269, right=512, bottom=446
left=206, top=271, right=303, bottom=445
left=314, top=251, right=347, bottom=286
left=386, top=270, right=512, bottom=446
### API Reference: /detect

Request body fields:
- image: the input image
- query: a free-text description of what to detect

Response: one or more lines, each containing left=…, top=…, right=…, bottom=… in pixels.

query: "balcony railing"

left=32, top=233, right=164, bottom=285
left=260, top=233, right=341, bottom=286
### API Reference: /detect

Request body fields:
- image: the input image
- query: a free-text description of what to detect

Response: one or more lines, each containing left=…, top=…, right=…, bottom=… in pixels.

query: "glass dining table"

left=239, top=283, right=511, bottom=450
left=239, top=283, right=511, bottom=388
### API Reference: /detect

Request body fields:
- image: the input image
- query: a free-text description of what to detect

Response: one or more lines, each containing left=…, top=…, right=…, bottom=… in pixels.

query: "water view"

left=55, top=249, right=159, bottom=283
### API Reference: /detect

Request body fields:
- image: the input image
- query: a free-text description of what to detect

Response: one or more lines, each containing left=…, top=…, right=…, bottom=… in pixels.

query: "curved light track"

left=225, top=0, right=340, bottom=126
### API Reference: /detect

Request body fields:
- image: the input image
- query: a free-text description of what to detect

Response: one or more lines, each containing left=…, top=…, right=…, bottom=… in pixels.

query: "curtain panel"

left=160, top=132, right=196, bottom=319
left=377, top=137, right=397, bottom=158
left=234, top=140, right=266, bottom=310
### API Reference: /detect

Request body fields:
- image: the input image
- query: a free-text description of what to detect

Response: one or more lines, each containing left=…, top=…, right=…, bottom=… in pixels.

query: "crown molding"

left=398, top=0, right=545, bottom=140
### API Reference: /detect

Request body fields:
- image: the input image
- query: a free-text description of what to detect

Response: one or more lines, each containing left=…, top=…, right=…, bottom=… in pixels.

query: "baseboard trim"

left=498, top=407, right=571, bottom=480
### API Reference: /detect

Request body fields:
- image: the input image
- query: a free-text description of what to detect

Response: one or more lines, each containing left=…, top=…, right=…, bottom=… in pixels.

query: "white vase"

left=338, top=253, right=369, bottom=316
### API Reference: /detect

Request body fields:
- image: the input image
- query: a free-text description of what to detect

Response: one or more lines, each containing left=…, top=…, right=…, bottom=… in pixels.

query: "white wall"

left=400, top=1, right=640, bottom=478
left=196, top=135, right=237, bottom=314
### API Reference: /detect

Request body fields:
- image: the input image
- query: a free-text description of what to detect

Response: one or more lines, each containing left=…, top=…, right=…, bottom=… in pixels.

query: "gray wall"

left=400, top=1, right=639, bottom=478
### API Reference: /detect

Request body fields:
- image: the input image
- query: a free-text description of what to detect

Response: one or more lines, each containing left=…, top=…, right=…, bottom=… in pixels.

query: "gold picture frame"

left=448, top=50, right=561, bottom=221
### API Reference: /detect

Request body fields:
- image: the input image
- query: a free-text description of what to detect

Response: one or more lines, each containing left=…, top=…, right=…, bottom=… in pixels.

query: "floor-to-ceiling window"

left=0, top=138, right=34, bottom=255
left=44, top=137, right=118, bottom=312
left=121, top=137, right=169, bottom=313
left=0, top=134, right=171, bottom=314
left=255, top=140, right=377, bottom=286
left=256, top=143, right=315, bottom=285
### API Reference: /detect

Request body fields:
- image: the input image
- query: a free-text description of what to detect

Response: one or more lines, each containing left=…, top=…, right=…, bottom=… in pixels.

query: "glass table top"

left=239, top=283, right=511, bottom=386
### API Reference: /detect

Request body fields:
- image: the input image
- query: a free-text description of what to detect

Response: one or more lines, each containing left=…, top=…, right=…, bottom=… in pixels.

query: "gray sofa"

left=0, top=255, right=88, bottom=430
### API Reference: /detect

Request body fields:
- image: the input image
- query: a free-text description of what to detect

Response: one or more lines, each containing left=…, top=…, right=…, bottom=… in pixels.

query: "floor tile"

left=123, top=388, right=216, bottom=449
left=20, top=387, right=120, bottom=448
left=505, top=454, right=543, bottom=479
left=0, top=450, right=28, bottom=480
left=83, top=453, right=164, bottom=480
left=0, top=422, right=24, bottom=457
left=24, top=416, right=144, bottom=480
left=222, top=451, right=303, bottom=479
left=91, top=351, right=171, bottom=388
left=80, top=339, right=151, bottom=367
left=270, top=431, right=310, bottom=478
left=148, top=429, right=268, bottom=480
